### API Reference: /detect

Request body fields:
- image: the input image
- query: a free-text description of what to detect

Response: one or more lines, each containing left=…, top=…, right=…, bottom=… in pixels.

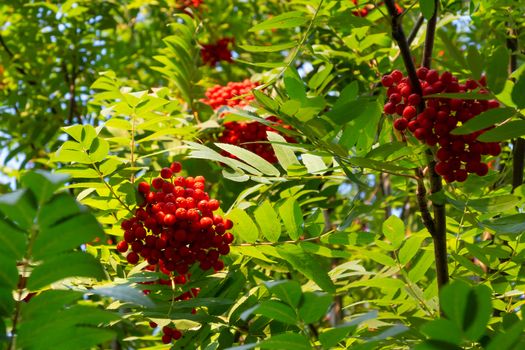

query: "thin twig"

left=408, top=15, right=424, bottom=46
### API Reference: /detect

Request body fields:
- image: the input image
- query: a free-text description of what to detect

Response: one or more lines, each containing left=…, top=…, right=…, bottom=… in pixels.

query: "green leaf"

left=33, top=213, right=104, bottom=259
left=298, top=291, right=332, bottom=324
left=278, top=197, right=303, bottom=240
left=0, top=217, right=27, bottom=260
left=253, top=90, right=279, bottom=112
left=348, top=157, right=413, bottom=174
left=0, top=254, right=18, bottom=289
left=511, top=70, right=525, bottom=108
left=308, top=63, right=333, bottom=90
left=89, top=285, right=154, bottom=307
left=468, top=195, right=519, bottom=213
left=486, top=319, right=525, bottom=350
left=267, top=131, right=300, bottom=171
left=254, top=201, right=281, bottom=242
left=463, top=284, right=492, bottom=341
left=37, top=193, right=82, bottom=228
left=231, top=246, right=275, bottom=263
left=467, top=46, right=484, bottom=79
left=0, top=189, right=36, bottom=230
left=258, top=333, right=312, bottom=350
left=440, top=281, right=492, bottom=341
left=382, top=215, right=404, bottom=249
left=87, top=137, right=109, bottom=163
left=419, top=0, right=435, bottom=20
left=277, top=245, right=335, bottom=293
left=250, top=11, right=308, bottom=32
left=28, top=252, right=106, bottom=290
left=264, top=280, right=302, bottom=307
left=0, top=287, right=14, bottom=316
left=228, top=208, right=259, bottom=243
left=21, top=170, right=70, bottom=204
left=451, top=107, right=515, bottom=135
left=487, top=46, right=510, bottom=94
left=414, top=340, right=463, bottom=350
left=481, top=213, right=525, bottom=234
left=477, top=120, right=525, bottom=142
left=252, top=300, right=297, bottom=324
left=421, top=319, right=462, bottom=345
left=398, top=235, right=425, bottom=265
left=319, top=311, right=378, bottom=348
left=239, top=41, right=297, bottom=52
left=215, top=143, right=280, bottom=176
left=301, top=154, right=327, bottom=173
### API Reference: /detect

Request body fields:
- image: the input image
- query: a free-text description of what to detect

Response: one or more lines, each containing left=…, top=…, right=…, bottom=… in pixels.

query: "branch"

left=508, top=27, right=524, bottom=191
left=421, top=0, right=439, bottom=68
left=0, top=34, right=36, bottom=85
left=408, top=15, right=424, bottom=46
left=384, top=0, right=449, bottom=292
left=383, top=0, right=423, bottom=99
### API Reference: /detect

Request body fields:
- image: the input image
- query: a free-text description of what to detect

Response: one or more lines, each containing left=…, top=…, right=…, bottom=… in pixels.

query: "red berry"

left=414, top=128, right=427, bottom=140
left=391, top=70, right=403, bottom=83
left=384, top=102, right=396, bottom=115
left=163, top=326, right=173, bottom=336
left=152, top=177, right=164, bottom=190
left=435, top=162, right=449, bottom=176
left=126, top=252, right=139, bottom=264
left=476, top=162, right=489, bottom=176
left=164, top=214, right=177, bottom=226
left=416, top=67, right=428, bottom=79
left=160, top=167, right=173, bottom=179
left=170, top=161, right=182, bottom=173
left=389, top=93, right=402, bottom=104
left=224, top=219, right=234, bottom=229
left=138, top=182, right=150, bottom=194
left=402, top=106, right=417, bottom=119
left=116, top=241, right=128, bottom=253
left=162, top=334, right=172, bottom=344
left=172, top=329, right=182, bottom=340
left=454, top=169, right=468, bottom=182
left=436, top=148, right=451, bottom=162
left=149, top=321, right=158, bottom=328
left=426, top=69, right=439, bottom=84
left=407, top=94, right=421, bottom=106
left=381, top=75, right=394, bottom=87
left=393, top=118, right=408, bottom=131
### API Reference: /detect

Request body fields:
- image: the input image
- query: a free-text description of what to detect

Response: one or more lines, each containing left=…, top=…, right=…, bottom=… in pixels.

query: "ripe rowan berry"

left=393, top=118, right=408, bottom=131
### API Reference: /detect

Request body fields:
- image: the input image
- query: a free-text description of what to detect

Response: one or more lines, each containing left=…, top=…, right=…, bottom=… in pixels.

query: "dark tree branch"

left=421, top=1, right=439, bottom=68
left=508, top=28, right=524, bottom=192
left=384, top=0, right=449, bottom=292
left=383, top=1, right=423, bottom=99
left=408, top=15, right=424, bottom=46
left=0, top=34, right=36, bottom=85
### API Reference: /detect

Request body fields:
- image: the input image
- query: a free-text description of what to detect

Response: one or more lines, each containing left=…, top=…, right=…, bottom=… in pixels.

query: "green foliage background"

left=1, top=0, right=525, bottom=349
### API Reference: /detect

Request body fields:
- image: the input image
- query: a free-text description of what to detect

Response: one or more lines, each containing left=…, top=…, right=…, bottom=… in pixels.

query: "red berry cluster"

left=219, top=117, right=295, bottom=163
left=381, top=68, right=501, bottom=182
left=201, top=38, right=234, bottom=66
left=202, top=80, right=296, bottom=163
left=350, top=1, right=403, bottom=17
left=116, top=162, right=234, bottom=274
left=351, top=0, right=369, bottom=17
left=148, top=322, right=183, bottom=344
left=201, top=80, right=258, bottom=110
left=176, top=0, right=202, bottom=8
